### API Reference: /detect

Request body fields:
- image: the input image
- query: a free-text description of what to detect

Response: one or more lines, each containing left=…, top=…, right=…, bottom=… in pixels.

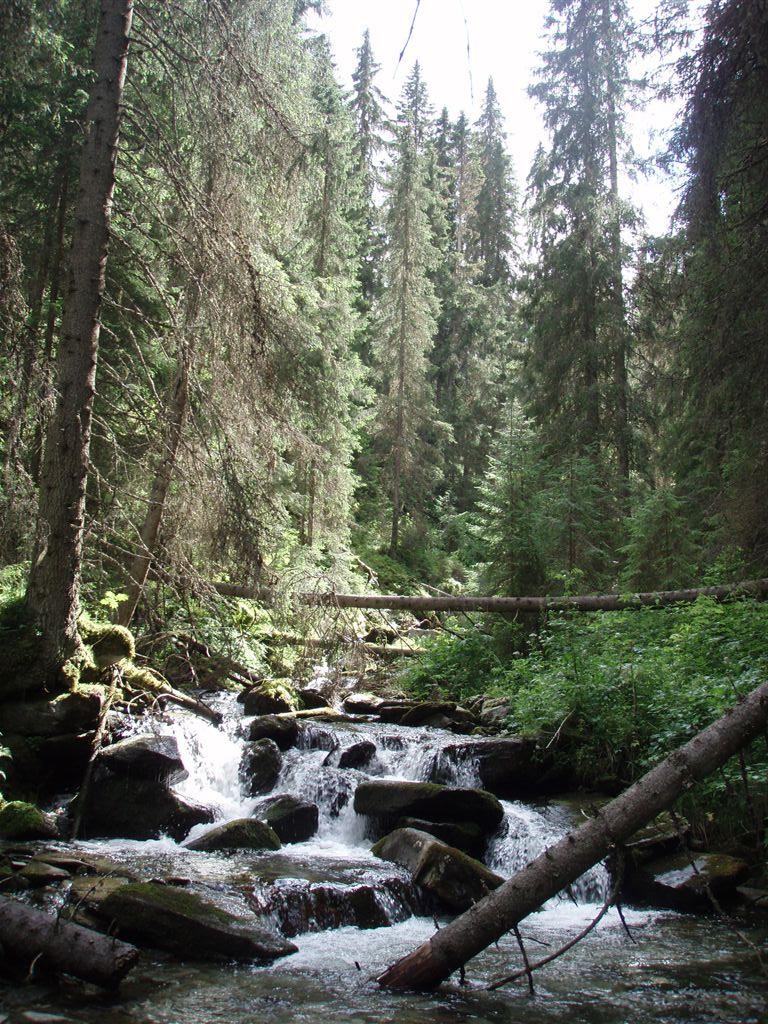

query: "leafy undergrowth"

left=403, top=598, right=768, bottom=848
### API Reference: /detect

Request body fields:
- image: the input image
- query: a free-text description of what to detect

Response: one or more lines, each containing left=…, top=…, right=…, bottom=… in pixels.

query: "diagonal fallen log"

left=0, top=895, right=139, bottom=988
left=211, top=578, right=768, bottom=614
left=377, top=678, right=768, bottom=990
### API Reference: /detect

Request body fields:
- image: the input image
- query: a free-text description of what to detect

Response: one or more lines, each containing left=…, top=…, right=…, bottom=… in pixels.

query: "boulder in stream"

left=0, top=801, right=59, bottom=840
left=341, top=692, right=384, bottom=715
left=395, top=817, right=486, bottom=858
left=75, top=767, right=214, bottom=841
left=241, top=739, right=282, bottom=795
left=96, top=881, right=297, bottom=961
left=398, top=701, right=477, bottom=732
left=97, top=734, right=188, bottom=785
left=247, top=715, right=299, bottom=750
left=324, top=740, right=377, bottom=770
left=186, top=818, right=281, bottom=852
left=434, top=737, right=569, bottom=799
left=373, top=827, right=503, bottom=912
left=627, top=851, right=751, bottom=911
left=353, top=780, right=504, bottom=835
left=241, top=684, right=295, bottom=717
left=251, top=795, right=319, bottom=843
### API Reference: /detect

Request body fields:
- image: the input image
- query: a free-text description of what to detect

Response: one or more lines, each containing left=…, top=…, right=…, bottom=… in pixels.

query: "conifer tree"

left=472, top=79, right=516, bottom=287
left=374, top=82, right=440, bottom=555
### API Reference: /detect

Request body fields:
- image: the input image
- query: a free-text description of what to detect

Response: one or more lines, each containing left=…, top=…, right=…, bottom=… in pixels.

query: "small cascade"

left=487, top=799, right=611, bottom=902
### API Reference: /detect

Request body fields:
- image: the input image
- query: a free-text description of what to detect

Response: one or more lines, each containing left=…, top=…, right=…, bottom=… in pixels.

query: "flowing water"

left=2, top=693, right=767, bottom=1024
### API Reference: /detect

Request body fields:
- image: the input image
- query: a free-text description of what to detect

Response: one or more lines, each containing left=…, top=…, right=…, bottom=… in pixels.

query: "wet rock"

left=376, top=700, right=419, bottom=724
left=247, top=715, right=299, bottom=750
left=74, top=769, right=214, bottom=841
left=251, top=877, right=416, bottom=936
left=398, top=701, right=476, bottom=732
left=627, top=852, right=751, bottom=911
left=625, top=811, right=689, bottom=860
left=0, top=692, right=102, bottom=738
left=241, top=685, right=295, bottom=716
left=18, top=861, right=71, bottom=886
left=353, top=780, right=504, bottom=835
left=0, top=801, right=59, bottom=840
left=736, top=886, right=768, bottom=912
left=297, top=722, right=340, bottom=753
left=97, top=734, right=188, bottom=785
left=298, top=689, right=333, bottom=710
left=97, top=881, right=297, bottom=961
left=186, top=818, right=281, bottom=852
left=477, top=696, right=511, bottom=729
left=324, top=740, right=377, bottom=770
left=342, top=692, right=384, bottom=715
left=435, top=737, right=567, bottom=799
left=396, top=817, right=486, bottom=858
left=241, top=738, right=282, bottom=795
left=373, top=827, right=503, bottom=912
left=251, top=795, right=318, bottom=844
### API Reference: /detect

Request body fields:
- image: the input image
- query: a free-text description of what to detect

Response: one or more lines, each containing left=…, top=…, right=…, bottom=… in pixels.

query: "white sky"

left=307, top=0, right=699, bottom=237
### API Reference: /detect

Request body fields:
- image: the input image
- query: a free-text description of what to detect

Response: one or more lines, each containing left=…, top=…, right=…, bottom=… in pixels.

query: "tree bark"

left=378, top=677, right=768, bottom=990
left=27, top=0, right=133, bottom=670
left=210, top=577, right=768, bottom=613
left=0, top=895, right=139, bottom=988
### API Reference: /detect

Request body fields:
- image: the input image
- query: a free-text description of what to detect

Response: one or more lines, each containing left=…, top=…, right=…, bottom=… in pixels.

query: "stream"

left=2, top=691, right=767, bottom=1024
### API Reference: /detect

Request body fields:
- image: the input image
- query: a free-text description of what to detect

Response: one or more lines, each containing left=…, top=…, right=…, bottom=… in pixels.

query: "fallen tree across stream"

left=376, top=677, right=768, bottom=990
left=211, top=577, right=768, bottom=614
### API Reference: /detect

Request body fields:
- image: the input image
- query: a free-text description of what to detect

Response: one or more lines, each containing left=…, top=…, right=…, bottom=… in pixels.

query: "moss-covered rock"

left=0, top=691, right=102, bottom=738
left=373, top=827, right=503, bottom=912
left=0, top=800, right=59, bottom=840
left=97, top=881, right=297, bottom=961
left=79, top=615, right=135, bottom=669
left=185, top=818, right=281, bottom=852
left=251, top=795, right=319, bottom=844
left=240, top=678, right=298, bottom=716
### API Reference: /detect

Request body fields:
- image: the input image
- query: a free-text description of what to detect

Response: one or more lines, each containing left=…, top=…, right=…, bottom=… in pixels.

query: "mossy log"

left=0, top=895, right=139, bottom=988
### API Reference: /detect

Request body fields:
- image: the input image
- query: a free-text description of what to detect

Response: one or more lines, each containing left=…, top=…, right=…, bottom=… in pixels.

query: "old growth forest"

left=0, top=0, right=767, bottom=1019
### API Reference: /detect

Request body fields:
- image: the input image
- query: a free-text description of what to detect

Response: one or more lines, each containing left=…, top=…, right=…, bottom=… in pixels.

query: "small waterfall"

left=487, top=799, right=611, bottom=902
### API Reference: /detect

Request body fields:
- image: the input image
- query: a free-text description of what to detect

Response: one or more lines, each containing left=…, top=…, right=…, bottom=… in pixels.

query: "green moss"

left=105, top=882, right=233, bottom=924
left=79, top=615, right=135, bottom=668
left=0, top=800, right=57, bottom=840
left=122, top=662, right=167, bottom=692
left=261, top=677, right=299, bottom=711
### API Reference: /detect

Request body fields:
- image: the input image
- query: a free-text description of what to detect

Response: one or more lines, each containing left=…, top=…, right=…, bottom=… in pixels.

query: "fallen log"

left=0, top=895, right=139, bottom=988
left=377, top=678, right=768, bottom=990
left=212, top=578, right=768, bottom=614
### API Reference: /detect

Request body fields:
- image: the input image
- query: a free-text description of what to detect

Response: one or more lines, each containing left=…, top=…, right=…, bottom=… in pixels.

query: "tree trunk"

left=0, top=895, right=139, bottom=988
left=117, top=338, right=192, bottom=627
left=378, top=677, right=768, bottom=990
left=27, top=0, right=133, bottom=670
left=211, top=576, right=768, bottom=613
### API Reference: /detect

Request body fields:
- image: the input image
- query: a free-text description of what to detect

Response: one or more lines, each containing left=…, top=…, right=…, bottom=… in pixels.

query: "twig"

left=513, top=924, right=535, bottom=995
left=396, top=0, right=422, bottom=70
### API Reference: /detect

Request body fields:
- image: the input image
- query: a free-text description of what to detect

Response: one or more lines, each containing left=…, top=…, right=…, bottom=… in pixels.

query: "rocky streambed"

left=0, top=683, right=767, bottom=1023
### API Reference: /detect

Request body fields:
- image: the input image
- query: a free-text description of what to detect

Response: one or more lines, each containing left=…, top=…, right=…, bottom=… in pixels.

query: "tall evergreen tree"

left=472, top=79, right=517, bottom=287
left=374, top=86, right=440, bottom=555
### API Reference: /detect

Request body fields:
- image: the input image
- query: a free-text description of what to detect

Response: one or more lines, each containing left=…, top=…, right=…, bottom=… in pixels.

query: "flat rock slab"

left=97, top=881, right=297, bottom=962
left=185, top=818, right=281, bottom=853
left=373, top=827, right=503, bottom=912
left=353, top=780, right=504, bottom=834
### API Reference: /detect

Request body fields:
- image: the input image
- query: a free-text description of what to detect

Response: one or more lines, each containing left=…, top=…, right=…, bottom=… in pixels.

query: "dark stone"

left=324, top=741, right=377, bottom=770
left=376, top=700, right=419, bottom=724
left=0, top=731, right=94, bottom=797
left=298, top=689, right=333, bottom=710
left=396, top=817, right=486, bottom=858
left=75, top=769, right=214, bottom=841
left=251, top=795, right=319, bottom=843
left=296, top=723, right=339, bottom=753
left=250, top=876, right=417, bottom=937
left=353, top=780, right=504, bottom=835
left=185, top=818, right=281, bottom=852
left=241, top=739, right=282, bottom=795
left=373, top=827, right=503, bottom=912
left=626, top=852, right=751, bottom=911
left=247, top=715, right=299, bottom=750
left=434, top=737, right=567, bottom=799
left=242, top=686, right=294, bottom=716
left=0, top=692, right=102, bottom=738
left=97, top=881, right=297, bottom=961
left=97, top=734, right=188, bottom=785
left=398, top=701, right=457, bottom=727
